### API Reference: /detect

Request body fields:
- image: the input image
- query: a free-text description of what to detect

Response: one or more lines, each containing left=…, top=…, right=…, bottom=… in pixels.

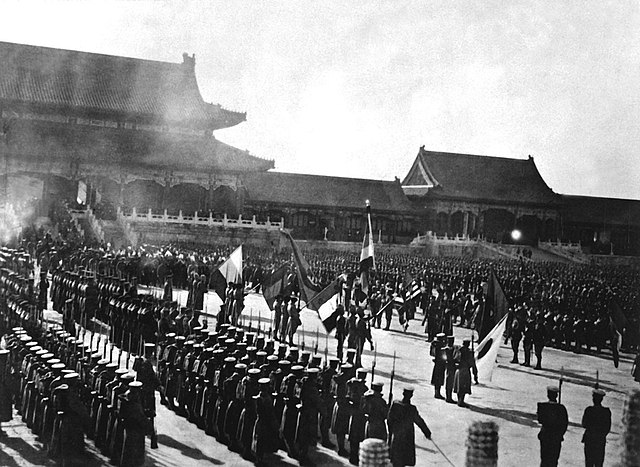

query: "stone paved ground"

left=4, top=288, right=637, bottom=466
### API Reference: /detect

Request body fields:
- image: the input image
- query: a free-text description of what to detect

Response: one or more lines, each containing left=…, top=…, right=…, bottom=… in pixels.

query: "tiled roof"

left=242, top=171, right=414, bottom=213
left=5, top=119, right=273, bottom=173
left=563, top=195, right=640, bottom=226
left=403, top=148, right=560, bottom=205
left=0, top=41, right=245, bottom=129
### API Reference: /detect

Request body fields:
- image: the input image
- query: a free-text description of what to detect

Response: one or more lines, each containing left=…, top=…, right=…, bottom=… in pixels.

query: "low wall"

left=588, top=255, right=640, bottom=267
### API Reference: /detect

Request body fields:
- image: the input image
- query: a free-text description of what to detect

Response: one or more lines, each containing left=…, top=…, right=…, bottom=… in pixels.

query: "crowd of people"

left=0, top=205, right=638, bottom=466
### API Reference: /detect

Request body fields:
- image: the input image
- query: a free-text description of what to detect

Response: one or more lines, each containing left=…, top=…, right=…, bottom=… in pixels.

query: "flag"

left=403, top=271, right=421, bottom=301
left=262, top=264, right=289, bottom=310
left=475, top=314, right=508, bottom=383
left=609, top=298, right=627, bottom=347
left=211, top=245, right=242, bottom=300
left=359, top=202, right=375, bottom=295
left=307, top=278, right=343, bottom=332
left=280, top=229, right=321, bottom=304
left=475, top=269, right=509, bottom=341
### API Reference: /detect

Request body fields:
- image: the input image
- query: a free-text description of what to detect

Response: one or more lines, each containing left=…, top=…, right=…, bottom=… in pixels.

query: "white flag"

left=475, top=314, right=508, bottom=383
left=218, top=245, right=243, bottom=283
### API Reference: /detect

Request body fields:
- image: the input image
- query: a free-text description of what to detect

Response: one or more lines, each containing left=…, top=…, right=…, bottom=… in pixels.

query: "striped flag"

left=359, top=201, right=375, bottom=295
left=403, top=272, right=421, bottom=301
left=307, top=278, right=343, bottom=332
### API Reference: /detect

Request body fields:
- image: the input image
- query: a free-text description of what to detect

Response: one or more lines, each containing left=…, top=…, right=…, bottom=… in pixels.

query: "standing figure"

left=251, top=378, right=279, bottom=464
left=537, top=386, right=569, bottom=467
left=120, top=381, right=153, bottom=467
left=453, top=339, right=478, bottom=407
left=533, top=317, right=547, bottom=370
left=387, top=387, right=431, bottom=467
left=0, top=350, right=12, bottom=435
left=443, top=336, right=457, bottom=404
left=581, top=389, right=611, bottom=467
left=361, top=381, right=387, bottom=440
left=430, top=333, right=446, bottom=399
left=510, top=314, right=522, bottom=364
left=133, top=343, right=161, bottom=449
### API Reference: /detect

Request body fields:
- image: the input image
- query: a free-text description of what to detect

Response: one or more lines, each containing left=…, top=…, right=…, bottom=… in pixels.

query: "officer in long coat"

left=581, top=388, right=611, bottom=467
left=430, top=333, right=446, bottom=399
left=453, top=339, right=478, bottom=407
left=388, top=387, right=431, bottom=467
left=537, top=386, right=569, bottom=467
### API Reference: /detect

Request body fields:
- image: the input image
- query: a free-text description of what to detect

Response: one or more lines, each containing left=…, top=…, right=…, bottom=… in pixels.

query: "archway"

left=483, top=209, right=515, bottom=242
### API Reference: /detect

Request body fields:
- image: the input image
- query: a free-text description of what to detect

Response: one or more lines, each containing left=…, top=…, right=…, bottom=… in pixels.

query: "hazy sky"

left=2, top=1, right=639, bottom=199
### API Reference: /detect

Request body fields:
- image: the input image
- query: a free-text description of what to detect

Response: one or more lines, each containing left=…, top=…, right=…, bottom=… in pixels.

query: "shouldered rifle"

left=301, top=321, right=306, bottom=351
left=559, top=366, right=564, bottom=404
left=314, top=328, right=319, bottom=355
left=324, top=333, right=329, bottom=366
left=371, top=346, right=377, bottom=384
left=595, top=370, right=599, bottom=390
left=388, top=350, right=396, bottom=405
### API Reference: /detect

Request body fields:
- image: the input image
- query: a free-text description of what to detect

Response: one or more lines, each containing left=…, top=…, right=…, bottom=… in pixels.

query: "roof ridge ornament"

left=182, top=52, right=195, bottom=71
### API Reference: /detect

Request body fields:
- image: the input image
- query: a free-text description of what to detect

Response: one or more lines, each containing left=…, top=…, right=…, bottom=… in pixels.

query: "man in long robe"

left=388, top=387, right=431, bottom=467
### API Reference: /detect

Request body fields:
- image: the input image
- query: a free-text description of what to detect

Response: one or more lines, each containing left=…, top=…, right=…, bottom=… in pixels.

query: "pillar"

left=463, top=211, right=469, bottom=237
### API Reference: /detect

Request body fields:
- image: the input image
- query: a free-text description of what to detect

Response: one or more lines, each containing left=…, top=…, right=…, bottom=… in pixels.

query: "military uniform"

left=581, top=389, right=611, bottom=467
left=537, top=386, right=569, bottom=467
left=388, top=387, right=431, bottom=467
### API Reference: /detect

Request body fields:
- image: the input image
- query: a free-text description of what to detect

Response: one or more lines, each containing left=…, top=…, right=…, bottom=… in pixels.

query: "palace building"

left=1, top=41, right=638, bottom=256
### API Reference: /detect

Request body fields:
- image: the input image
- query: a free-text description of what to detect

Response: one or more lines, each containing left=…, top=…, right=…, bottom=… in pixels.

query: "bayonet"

left=388, top=351, right=396, bottom=405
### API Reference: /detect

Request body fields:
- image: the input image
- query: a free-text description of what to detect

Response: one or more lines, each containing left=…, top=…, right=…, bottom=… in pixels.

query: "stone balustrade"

left=117, top=207, right=285, bottom=231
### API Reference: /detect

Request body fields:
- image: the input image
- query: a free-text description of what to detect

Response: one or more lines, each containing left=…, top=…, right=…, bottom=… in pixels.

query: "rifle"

left=314, top=328, right=319, bottom=355
left=595, top=370, right=599, bottom=390
left=371, top=346, right=377, bottom=384
left=388, top=351, right=396, bottom=405
left=249, top=307, right=254, bottom=333
left=558, top=366, right=564, bottom=404
left=109, top=342, right=114, bottom=363
left=301, top=321, right=306, bottom=351
left=324, top=333, right=329, bottom=366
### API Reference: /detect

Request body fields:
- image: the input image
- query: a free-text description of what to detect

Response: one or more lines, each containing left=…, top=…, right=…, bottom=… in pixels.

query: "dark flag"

left=359, top=201, right=375, bottom=296
left=280, top=229, right=322, bottom=304
left=475, top=269, right=509, bottom=341
left=262, top=264, right=289, bottom=310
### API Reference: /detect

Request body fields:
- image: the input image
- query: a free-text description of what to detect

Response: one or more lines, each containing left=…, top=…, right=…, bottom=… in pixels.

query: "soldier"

left=361, top=381, right=387, bottom=441
left=533, top=316, right=547, bottom=370
left=133, top=343, right=161, bottom=449
left=252, top=377, right=279, bottom=464
left=442, top=336, right=457, bottom=404
left=522, top=319, right=534, bottom=367
left=581, top=388, right=611, bottom=467
left=273, top=295, right=283, bottom=341
left=334, top=305, right=347, bottom=361
left=537, top=386, right=569, bottom=467
left=388, top=387, right=431, bottom=467
left=319, top=357, right=339, bottom=448
left=510, top=311, right=523, bottom=364
left=162, top=274, right=173, bottom=302
left=331, top=362, right=354, bottom=457
left=347, top=368, right=369, bottom=464
left=120, top=381, right=153, bottom=467
left=0, top=349, right=12, bottom=435
left=430, top=333, right=446, bottom=399
left=280, top=364, right=304, bottom=458
left=295, top=367, right=321, bottom=463
left=453, top=339, right=478, bottom=408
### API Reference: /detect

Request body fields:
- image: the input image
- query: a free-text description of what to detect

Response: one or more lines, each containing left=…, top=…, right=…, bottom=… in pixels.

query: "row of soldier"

left=156, top=322, right=431, bottom=466
left=0, top=322, right=155, bottom=467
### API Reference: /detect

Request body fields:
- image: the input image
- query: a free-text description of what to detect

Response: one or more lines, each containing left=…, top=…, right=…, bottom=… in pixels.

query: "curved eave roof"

left=242, top=171, right=414, bottom=213
left=4, top=119, right=273, bottom=173
left=562, top=195, right=640, bottom=226
left=404, top=148, right=560, bottom=206
left=0, top=41, right=244, bottom=130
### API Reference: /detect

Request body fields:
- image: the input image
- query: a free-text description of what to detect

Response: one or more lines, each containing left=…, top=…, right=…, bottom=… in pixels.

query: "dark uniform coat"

left=387, top=400, right=431, bottom=467
left=581, top=404, right=611, bottom=467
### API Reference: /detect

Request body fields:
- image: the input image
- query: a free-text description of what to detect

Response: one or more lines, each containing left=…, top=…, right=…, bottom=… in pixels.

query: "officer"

left=537, top=385, right=569, bottom=467
left=453, top=339, right=478, bottom=408
left=388, top=387, right=431, bottom=467
left=533, top=316, right=547, bottom=370
left=442, top=336, right=457, bottom=404
left=430, top=333, right=446, bottom=399
left=581, top=388, right=611, bottom=467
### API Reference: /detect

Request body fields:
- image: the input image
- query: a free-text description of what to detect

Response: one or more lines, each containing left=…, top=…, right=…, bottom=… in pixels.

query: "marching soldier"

left=537, top=386, right=569, bottom=467
left=581, top=388, right=611, bottom=467
left=388, top=387, right=431, bottom=467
